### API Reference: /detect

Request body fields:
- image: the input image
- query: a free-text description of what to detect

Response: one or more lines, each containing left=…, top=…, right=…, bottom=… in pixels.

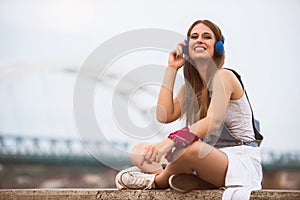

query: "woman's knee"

left=129, top=142, right=149, bottom=165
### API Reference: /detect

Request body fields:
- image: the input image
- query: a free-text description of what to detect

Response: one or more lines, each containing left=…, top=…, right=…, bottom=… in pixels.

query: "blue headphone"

left=214, top=35, right=225, bottom=56
left=183, top=35, right=225, bottom=56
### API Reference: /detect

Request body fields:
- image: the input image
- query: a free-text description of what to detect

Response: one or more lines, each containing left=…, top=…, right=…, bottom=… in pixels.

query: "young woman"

left=115, top=19, right=263, bottom=193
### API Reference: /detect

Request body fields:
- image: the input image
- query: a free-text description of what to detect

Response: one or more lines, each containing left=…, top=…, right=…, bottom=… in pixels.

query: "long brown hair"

left=183, top=20, right=225, bottom=125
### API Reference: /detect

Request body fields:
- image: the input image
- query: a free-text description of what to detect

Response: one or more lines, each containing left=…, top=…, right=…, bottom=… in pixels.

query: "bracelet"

left=168, top=127, right=199, bottom=148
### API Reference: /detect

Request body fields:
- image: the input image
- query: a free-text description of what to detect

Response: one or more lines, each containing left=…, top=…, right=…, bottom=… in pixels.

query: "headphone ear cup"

left=214, top=41, right=224, bottom=56
left=182, top=39, right=189, bottom=55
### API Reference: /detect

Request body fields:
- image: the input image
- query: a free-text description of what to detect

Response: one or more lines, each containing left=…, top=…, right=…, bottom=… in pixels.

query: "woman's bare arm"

left=189, top=69, right=234, bottom=138
left=156, top=67, right=184, bottom=123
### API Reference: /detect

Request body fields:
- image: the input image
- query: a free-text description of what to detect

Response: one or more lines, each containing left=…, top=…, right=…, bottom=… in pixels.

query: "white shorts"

left=219, top=145, right=263, bottom=189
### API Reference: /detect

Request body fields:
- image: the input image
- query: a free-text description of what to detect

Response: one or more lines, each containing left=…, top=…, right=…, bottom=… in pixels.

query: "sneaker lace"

left=124, top=172, right=154, bottom=189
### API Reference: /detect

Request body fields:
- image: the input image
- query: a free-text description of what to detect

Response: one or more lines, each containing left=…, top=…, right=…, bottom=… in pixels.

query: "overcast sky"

left=0, top=0, right=299, bottom=152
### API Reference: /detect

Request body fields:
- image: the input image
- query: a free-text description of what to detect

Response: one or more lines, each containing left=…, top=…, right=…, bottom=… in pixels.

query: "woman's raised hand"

left=168, top=41, right=187, bottom=70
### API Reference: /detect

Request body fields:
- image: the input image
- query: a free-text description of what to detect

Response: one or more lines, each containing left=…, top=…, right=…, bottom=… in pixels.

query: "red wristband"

left=168, top=127, right=199, bottom=148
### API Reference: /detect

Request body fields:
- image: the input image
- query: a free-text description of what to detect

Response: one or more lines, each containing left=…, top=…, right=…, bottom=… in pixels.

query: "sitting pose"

left=115, top=19, right=263, bottom=194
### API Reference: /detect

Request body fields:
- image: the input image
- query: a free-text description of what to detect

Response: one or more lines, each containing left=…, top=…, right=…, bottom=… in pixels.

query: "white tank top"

left=224, top=93, right=255, bottom=141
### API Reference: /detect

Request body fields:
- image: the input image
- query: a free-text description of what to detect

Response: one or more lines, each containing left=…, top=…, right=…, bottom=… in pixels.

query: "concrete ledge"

left=0, top=189, right=299, bottom=200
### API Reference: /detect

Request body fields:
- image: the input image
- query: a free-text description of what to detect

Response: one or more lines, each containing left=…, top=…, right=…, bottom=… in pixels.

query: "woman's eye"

left=204, top=35, right=212, bottom=39
left=190, top=35, right=198, bottom=39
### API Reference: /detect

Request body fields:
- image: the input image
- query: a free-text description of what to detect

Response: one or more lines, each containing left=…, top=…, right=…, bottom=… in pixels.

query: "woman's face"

left=188, top=23, right=216, bottom=61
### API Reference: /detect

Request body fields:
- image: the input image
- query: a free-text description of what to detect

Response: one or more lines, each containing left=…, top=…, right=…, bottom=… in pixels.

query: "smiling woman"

left=114, top=20, right=263, bottom=200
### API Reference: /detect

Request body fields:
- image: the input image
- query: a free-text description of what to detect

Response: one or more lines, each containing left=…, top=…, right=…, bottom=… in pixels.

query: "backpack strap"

left=224, top=68, right=263, bottom=146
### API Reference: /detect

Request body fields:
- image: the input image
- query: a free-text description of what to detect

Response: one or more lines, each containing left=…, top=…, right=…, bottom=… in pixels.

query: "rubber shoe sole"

left=169, top=174, right=217, bottom=193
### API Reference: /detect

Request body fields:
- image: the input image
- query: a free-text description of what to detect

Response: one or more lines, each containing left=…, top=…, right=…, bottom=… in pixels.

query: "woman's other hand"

left=141, top=139, right=175, bottom=165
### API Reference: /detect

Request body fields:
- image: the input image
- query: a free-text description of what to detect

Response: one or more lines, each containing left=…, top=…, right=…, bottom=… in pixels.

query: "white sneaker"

left=115, top=166, right=142, bottom=189
left=118, top=171, right=156, bottom=190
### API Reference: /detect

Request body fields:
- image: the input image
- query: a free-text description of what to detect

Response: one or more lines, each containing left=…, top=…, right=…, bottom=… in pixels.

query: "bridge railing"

left=0, top=134, right=131, bottom=166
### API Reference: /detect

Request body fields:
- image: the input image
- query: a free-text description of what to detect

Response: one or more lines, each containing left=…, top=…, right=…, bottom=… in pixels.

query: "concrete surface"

left=0, top=189, right=299, bottom=200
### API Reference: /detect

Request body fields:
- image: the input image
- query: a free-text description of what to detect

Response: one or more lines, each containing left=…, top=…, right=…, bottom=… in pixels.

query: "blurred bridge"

left=0, top=134, right=132, bottom=167
left=0, top=134, right=300, bottom=170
